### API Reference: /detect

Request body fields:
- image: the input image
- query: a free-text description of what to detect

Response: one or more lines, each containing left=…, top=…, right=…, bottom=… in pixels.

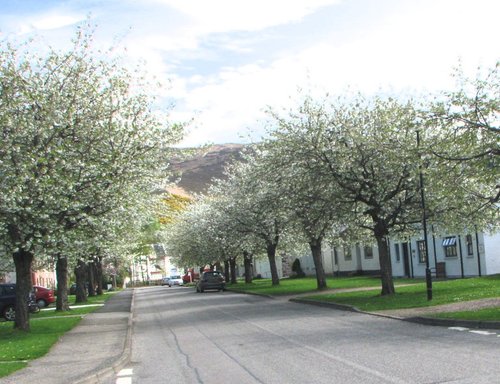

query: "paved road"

left=111, top=286, right=499, bottom=384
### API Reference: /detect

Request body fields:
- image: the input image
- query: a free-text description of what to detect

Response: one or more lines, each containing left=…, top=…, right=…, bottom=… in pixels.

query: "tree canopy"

left=0, top=29, right=183, bottom=330
left=164, top=63, right=498, bottom=295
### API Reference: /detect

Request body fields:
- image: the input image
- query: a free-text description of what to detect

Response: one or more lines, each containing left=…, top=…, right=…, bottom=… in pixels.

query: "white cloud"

left=8, top=12, right=86, bottom=36
left=32, top=14, right=84, bottom=31
left=2, top=0, right=498, bottom=148
left=152, top=0, right=341, bottom=33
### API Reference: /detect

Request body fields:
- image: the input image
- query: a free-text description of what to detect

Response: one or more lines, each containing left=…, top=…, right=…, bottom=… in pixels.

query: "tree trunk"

left=112, top=257, right=119, bottom=288
left=12, top=249, right=33, bottom=331
left=96, top=256, right=103, bottom=295
left=223, top=260, right=230, bottom=283
left=243, top=251, right=253, bottom=283
left=87, top=260, right=96, bottom=297
left=56, top=254, right=70, bottom=311
left=74, top=259, right=88, bottom=303
left=376, top=234, right=395, bottom=295
left=266, top=242, right=280, bottom=286
left=309, top=237, right=327, bottom=290
left=229, top=256, right=237, bottom=284
left=374, top=219, right=395, bottom=295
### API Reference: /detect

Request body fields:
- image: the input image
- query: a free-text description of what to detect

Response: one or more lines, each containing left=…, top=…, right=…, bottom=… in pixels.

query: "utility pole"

left=417, top=131, right=432, bottom=300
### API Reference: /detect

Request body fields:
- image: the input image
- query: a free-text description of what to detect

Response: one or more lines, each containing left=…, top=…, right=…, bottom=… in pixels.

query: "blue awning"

left=442, top=237, right=456, bottom=247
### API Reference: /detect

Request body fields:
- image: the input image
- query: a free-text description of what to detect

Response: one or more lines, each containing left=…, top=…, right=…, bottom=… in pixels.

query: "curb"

left=289, top=297, right=500, bottom=330
left=74, top=288, right=135, bottom=384
left=402, top=316, right=500, bottom=330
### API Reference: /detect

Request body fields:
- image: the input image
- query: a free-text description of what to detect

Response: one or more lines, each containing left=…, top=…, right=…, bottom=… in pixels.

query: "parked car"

left=182, top=270, right=200, bottom=284
left=0, top=284, right=16, bottom=321
left=195, top=271, right=226, bottom=292
left=168, top=275, right=184, bottom=287
left=69, top=282, right=89, bottom=295
left=0, top=284, right=39, bottom=321
left=33, top=285, right=56, bottom=308
left=161, top=277, right=171, bottom=286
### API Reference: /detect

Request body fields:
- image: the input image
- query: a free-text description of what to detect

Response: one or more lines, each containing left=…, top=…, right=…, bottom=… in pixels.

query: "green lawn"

left=228, top=276, right=420, bottom=296
left=229, top=275, right=500, bottom=321
left=430, top=307, right=500, bottom=322
left=31, top=293, right=110, bottom=319
left=0, top=292, right=116, bottom=378
left=305, top=275, right=500, bottom=312
left=0, top=317, right=82, bottom=375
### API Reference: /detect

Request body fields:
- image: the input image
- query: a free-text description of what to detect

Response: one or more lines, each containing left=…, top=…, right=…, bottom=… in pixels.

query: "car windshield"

left=171, top=276, right=181, bottom=279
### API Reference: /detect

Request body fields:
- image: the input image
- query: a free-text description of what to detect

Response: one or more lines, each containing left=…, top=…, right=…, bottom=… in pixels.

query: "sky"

left=1, top=0, right=499, bottom=146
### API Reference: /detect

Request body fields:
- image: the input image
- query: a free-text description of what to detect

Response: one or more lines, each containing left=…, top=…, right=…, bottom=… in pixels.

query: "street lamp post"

left=417, top=130, right=432, bottom=301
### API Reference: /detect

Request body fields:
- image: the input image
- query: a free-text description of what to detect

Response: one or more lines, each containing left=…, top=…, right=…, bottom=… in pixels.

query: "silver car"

left=168, top=275, right=184, bottom=287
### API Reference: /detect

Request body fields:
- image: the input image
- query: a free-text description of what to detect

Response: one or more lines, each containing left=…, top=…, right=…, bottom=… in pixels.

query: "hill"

left=168, top=144, right=245, bottom=196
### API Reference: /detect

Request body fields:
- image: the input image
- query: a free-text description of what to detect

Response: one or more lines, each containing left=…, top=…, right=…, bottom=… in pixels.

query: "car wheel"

left=37, top=299, right=47, bottom=308
left=3, top=305, right=15, bottom=321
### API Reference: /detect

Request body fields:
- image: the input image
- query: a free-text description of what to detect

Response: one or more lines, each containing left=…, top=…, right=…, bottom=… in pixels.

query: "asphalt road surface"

left=113, top=286, right=500, bottom=384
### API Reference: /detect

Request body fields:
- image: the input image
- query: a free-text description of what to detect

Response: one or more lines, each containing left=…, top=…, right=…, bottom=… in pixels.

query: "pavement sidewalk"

left=1, top=289, right=134, bottom=384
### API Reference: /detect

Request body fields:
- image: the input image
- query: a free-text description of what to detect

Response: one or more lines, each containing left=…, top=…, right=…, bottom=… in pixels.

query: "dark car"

left=0, top=284, right=39, bottom=321
left=33, top=285, right=56, bottom=308
left=195, top=271, right=226, bottom=292
left=69, top=282, right=89, bottom=295
left=0, top=284, right=16, bottom=321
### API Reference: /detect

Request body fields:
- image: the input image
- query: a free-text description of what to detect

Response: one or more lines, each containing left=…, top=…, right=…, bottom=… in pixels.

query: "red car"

left=182, top=270, right=200, bottom=284
left=33, top=285, right=56, bottom=308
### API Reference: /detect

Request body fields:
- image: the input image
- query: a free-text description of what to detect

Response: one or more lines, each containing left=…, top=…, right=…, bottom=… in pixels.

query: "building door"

left=402, top=243, right=410, bottom=277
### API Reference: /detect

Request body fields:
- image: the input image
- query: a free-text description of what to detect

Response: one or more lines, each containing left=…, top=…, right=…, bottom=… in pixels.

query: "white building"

left=254, top=231, right=500, bottom=279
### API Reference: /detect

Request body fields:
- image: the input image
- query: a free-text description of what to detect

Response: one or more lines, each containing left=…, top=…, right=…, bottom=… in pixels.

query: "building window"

left=394, top=243, right=401, bottom=262
left=466, top=234, right=473, bottom=256
left=443, top=237, right=457, bottom=257
left=417, top=240, right=427, bottom=263
left=364, top=245, right=373, bottom=259
left=344, top=247, right=352, bottom=261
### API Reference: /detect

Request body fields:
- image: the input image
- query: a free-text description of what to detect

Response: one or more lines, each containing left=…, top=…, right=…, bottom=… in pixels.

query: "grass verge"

left=0, top=317, right=82, bottom=376
left=304, top=275, right=499, bottom=313
left=0, top=291, right=117, bottom=378
left=228, top=276, right=419, bottom=296
left=229, top=275, right=499, bottom=321
left=428, top=307, right=500, bottom=322
left=32, top=293, right=111, bottom=319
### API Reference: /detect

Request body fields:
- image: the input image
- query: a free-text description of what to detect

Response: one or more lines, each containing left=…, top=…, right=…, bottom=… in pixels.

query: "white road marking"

left=116, top=378, right=132, bottom=384
left=448, top=327, right=498, bottom=337
left=117, top=368, right=133, bottom=377
left=469, top=330, right=497, bottom=336
left=448, top=327, right=469, bottom=331
left=116, top=368, right=133, bottom=384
